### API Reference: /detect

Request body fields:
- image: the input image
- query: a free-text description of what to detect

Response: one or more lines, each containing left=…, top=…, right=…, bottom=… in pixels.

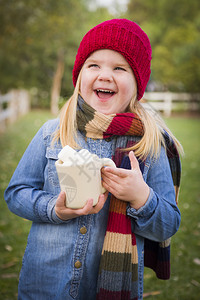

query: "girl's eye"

left=88, top=64, right=99, bottom=68
left=115, top=66, right=126, bottom=71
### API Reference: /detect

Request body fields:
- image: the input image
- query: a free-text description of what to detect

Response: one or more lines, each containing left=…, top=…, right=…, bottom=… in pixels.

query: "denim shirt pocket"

left=45, top=147, right=61, bottom=187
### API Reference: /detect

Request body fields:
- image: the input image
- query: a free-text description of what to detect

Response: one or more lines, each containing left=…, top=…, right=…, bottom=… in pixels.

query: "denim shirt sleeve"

left=127, top=146, right=181, bottom=242
left=4, top=121, right=64, bottom=224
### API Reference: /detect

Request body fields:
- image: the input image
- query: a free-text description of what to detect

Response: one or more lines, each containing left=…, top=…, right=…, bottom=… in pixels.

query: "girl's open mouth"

left=95, top=89, right=115, bottom=99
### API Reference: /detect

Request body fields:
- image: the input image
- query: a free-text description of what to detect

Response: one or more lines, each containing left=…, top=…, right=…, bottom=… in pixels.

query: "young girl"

left=4, top=19, right=182, bottom=300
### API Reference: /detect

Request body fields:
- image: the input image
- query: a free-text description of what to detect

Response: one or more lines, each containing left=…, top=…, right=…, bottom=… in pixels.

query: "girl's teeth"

left=96, top=89, right=114, bottom=99
left=97, top=89, right=113, bottom=93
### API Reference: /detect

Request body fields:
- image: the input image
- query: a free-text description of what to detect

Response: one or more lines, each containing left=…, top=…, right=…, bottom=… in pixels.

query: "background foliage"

left=0, top=0, right=199, bottom=105
left=126, top=0, right=200, bottom=93
left=0, top=0, right=112, bottom=107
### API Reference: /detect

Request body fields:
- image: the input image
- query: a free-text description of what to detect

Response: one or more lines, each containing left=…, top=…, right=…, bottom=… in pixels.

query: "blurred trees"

left=0, top=0, right=111, bottom=108
left=126, top=0, right=200, bottom=92
left=1, top=0, right=199, bottom=110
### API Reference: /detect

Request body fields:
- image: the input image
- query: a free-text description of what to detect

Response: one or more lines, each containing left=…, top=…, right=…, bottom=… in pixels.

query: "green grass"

left=144, top=117, right=200, bottom=300
left=0, top=111, right=53, bottom=300
left=0, top=111, right=200, bottom=299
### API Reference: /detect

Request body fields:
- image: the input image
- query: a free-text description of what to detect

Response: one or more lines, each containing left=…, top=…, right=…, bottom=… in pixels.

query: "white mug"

left=55, top=146, right=116, bottom=208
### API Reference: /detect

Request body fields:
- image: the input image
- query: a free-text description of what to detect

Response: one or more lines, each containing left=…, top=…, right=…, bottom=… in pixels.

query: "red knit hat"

left=72, top=19, right=152, bottom=100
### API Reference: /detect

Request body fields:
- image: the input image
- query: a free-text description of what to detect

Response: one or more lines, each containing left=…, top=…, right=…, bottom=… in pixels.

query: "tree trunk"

left=50, top=50, right=65, bottom=115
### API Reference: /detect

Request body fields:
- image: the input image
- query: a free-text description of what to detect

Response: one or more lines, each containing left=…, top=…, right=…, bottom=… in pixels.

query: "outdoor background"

left=0, top=0, right=200, bottom=299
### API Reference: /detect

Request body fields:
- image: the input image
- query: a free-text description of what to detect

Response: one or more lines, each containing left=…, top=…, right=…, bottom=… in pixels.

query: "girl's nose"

left=97, top=69, right=113, bottom=82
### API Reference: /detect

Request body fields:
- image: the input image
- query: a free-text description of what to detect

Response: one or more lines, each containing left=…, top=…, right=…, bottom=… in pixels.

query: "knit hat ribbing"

left=72, top=19, right=152, bottom=100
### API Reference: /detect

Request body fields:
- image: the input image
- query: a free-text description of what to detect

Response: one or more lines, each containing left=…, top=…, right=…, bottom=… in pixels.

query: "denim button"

left=80, top=226, right=87, bottom=234
left=74, top=260, right=82, bottom=268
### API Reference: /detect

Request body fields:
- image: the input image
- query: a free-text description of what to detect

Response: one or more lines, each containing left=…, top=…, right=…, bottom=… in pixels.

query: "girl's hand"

left=101, top=151, right=150, bottom=210
left=55, top=191, right=108, bottom=221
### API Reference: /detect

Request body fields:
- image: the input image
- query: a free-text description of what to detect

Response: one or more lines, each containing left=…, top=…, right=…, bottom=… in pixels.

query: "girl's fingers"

left=76, top=193, right=107, bottom=215
left=55, top=192, right=108, bottom=220
left=92, top=193, right=107, bottom=213
left=102, top=151, right=140, bottom=178
left=102, top=166, right=128, bottom=178
left=75, top=198, right=94, bottom=215
left=56, top=191, right=66, bottom=207
left=129, top=151, right=140, bottom=170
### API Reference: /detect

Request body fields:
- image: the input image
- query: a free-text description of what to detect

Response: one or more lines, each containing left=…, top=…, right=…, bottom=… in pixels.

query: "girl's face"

left=80, top=49, right=137, bottom=115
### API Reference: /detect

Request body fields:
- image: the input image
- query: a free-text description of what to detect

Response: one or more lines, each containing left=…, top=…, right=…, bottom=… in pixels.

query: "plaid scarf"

left=76, top=95, right=181, bottom=300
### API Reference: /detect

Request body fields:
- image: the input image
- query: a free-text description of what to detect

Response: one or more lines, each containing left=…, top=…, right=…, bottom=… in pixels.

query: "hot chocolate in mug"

left=55, top=146, right=116, bottom=208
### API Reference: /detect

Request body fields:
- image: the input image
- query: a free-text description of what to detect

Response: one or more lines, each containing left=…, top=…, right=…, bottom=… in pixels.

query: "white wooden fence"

left=0, top=90, right=30, bottom=132
left=143, top=92, right=200, bottom=117
left=0, top=90, right=199, bottom=132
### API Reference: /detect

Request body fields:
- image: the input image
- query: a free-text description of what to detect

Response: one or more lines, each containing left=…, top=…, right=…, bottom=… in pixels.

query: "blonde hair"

left=53, top=72, right=81, bottom=148
left=54, top=72, right=183, bottom=160
left=127, top=100, right=183, bottom=159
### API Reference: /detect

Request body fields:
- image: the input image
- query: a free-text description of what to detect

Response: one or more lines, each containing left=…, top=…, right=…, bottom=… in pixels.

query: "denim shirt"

left=4, top=119, right=181, bottom=300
